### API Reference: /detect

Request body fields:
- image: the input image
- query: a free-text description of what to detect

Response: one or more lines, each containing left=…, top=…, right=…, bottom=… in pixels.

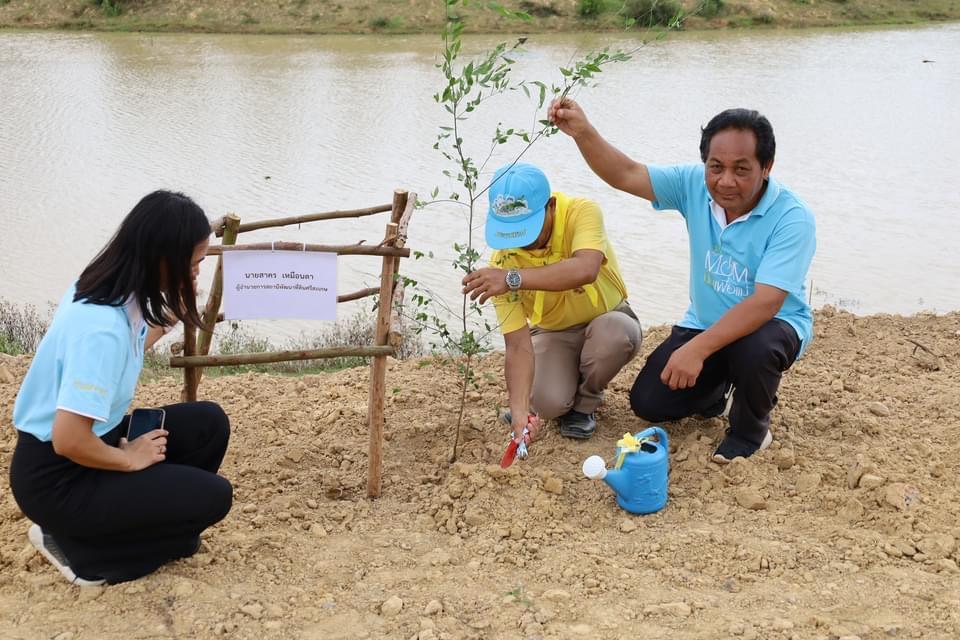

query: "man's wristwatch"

left=505, top=268, right=522, bottom=291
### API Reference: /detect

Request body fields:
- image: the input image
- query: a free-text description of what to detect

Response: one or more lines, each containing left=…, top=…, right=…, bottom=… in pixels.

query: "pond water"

left=1, top=24, right=957, bottom=345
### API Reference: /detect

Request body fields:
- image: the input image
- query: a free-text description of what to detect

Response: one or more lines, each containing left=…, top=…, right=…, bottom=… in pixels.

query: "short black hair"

left=75, top=190, right=211, bottom=328
left=699, top=108, right=776, bottom=169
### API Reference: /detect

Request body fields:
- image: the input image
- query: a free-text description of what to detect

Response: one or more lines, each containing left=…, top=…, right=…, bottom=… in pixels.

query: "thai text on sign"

left=222, top=250, right=337, bottom=320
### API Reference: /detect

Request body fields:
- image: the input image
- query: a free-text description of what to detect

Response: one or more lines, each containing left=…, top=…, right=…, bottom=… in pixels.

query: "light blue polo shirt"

left=647, top=164, right=816, bottom=354
left=12, top=285, right=147, bottom=442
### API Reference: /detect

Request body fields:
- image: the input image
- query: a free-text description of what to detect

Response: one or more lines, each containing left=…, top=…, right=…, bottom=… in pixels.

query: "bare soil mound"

left=2, top=309, right=959, bottom=639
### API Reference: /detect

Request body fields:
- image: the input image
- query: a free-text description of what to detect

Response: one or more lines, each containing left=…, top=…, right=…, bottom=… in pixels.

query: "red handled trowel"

left=499, top=413, right=536, bottom=468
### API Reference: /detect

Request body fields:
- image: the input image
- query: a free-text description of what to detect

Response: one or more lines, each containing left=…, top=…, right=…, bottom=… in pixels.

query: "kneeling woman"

left=9, top=191, right=233, bottom=585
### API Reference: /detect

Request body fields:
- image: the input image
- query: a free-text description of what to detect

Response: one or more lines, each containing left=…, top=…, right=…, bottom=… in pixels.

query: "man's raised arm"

left=548, top=97, right=655, bottom=202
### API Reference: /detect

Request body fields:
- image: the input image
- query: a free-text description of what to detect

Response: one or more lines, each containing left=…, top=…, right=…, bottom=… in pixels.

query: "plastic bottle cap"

left=582, top=455, right=607, bottom=480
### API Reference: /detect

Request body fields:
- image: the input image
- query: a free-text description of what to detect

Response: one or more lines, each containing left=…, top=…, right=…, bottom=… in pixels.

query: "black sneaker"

left=28, top=524, right=105, bottom=587
left=712, top=429, right=773, bottom=464
left=700, top=384, right=735, bottom=419
left=559, top=410, right=596, bottom=440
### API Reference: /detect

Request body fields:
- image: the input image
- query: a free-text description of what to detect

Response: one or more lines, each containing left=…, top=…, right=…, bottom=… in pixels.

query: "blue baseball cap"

left=485, top=162, right=551, bottom=250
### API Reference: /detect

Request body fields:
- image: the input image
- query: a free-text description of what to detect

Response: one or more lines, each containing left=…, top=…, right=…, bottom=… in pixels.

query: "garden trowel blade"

left=499, top=439, right=519, bottom=468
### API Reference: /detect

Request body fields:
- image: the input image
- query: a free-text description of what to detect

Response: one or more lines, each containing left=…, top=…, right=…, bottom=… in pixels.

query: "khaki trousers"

left=530, top=303, right=643, bottom=419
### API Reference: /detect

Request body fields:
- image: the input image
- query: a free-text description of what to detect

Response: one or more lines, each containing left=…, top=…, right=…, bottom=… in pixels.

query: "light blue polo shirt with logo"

left=647, top=164, right=816, bottom=354
left=13, top=285, right=147, bottom=442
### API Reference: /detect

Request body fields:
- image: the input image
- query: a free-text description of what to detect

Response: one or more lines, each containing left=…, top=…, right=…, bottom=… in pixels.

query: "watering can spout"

left=582, top=455, right=607, bottom=480
left=582, top=455, right=631, bottom=496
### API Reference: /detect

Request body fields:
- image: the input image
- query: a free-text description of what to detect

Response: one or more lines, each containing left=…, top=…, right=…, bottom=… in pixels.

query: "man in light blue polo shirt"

left=549, top=100, right=816, bottom=462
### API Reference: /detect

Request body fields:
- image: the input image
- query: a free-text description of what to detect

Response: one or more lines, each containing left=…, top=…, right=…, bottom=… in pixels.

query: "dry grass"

left=143, top=310, right=426, bottom=380
left=0, top=300, right=51, bottom=356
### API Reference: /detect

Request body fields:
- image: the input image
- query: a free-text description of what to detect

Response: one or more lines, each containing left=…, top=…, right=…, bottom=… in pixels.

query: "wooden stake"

left=389, top=193, right=416, bottom=348
left=337, top=287, right=380, bottom=304
left=367, top=190, right=408, bottom=498
left=393, top=192, right=416, bottom=238
left=207, top=242, right=409, bottom=258
left=181, top=321, right=198, bottom=402
left=389, top=280, right=406, bottom=349
left=196, top=214, right=241, bottom=388
left=217, top=203, right=392, bottom=237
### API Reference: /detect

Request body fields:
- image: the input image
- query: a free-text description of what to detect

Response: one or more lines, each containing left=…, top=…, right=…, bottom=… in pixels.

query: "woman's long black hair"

left=74, top=190, right=211, bottom=328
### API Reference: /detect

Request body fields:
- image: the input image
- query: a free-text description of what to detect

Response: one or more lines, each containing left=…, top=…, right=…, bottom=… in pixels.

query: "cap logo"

left=492, top=194, right=531, bottom=218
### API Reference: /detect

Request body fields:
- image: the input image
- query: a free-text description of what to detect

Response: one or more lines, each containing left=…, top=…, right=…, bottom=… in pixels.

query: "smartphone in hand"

left=126, top=408, right=166, bottom=441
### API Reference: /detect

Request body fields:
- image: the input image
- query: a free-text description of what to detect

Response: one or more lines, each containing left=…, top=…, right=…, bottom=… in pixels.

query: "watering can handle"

left=636, top=426, right=669, bottom=451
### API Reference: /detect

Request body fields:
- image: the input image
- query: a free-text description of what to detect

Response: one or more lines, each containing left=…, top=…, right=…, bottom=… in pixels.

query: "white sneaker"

left=28, top=524, right=105, bottom=587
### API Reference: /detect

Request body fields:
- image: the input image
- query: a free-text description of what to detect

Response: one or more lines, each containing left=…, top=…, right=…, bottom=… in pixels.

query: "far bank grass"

left=0, top=298, right=425, bottom=380
left=1, top=0, right=958, bottom=35
left=152, top=313, right=425, bottom=380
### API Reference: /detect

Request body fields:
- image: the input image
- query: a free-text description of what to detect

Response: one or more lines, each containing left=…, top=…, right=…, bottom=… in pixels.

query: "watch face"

left=506, top=270, right=521, bottom=289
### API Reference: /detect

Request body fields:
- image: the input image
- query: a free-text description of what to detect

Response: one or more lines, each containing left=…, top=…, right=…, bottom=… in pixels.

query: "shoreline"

left=2, top=19, right=956, bottom=39
left=1, top=0, right=958, bottom=37
left=2, top=307, right=958, bottom=372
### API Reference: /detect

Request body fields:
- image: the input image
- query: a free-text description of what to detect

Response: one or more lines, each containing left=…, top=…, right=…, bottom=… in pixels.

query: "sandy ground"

left=1, top=308, right=959, bottom=640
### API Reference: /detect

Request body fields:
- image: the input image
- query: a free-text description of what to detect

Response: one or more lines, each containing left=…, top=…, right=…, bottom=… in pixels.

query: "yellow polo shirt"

left=490, top=193, right=628, bottom=334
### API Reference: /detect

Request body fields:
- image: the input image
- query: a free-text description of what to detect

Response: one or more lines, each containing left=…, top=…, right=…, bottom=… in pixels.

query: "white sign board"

left=222, top=250, right=337, bottom=320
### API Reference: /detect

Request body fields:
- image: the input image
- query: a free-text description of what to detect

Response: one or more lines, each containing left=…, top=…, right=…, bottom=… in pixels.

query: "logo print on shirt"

left=72, top=380, right=109, bottom=396
left=704, top=249, right=753, bottom=298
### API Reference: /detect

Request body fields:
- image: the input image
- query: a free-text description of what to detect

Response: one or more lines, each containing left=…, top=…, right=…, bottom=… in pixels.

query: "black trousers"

left=9, top=401, right=232, bottom=584
left=629, top=320, right=800, bottom=446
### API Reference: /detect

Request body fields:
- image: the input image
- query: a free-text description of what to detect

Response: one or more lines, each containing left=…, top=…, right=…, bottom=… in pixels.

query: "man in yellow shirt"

left=462, top=162, right=642, bottom=439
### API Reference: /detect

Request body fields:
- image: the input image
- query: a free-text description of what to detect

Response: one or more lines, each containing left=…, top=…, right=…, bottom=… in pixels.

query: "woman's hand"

left=119, top=429, right=168, bottom=471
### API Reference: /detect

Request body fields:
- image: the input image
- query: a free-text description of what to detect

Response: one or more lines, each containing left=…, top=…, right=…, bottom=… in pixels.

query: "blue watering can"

left=582, top=426, right=669, bottom=515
